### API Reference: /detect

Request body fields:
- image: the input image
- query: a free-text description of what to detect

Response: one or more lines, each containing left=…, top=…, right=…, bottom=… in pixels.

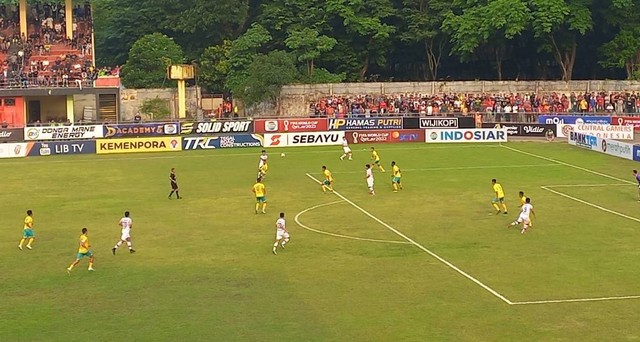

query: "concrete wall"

left=73, top=94, right=96, bottom=121
left=119, top=87, right=201, bottom=121
left=273, top=80, right=640, bottom=117
left=27, top=96, right=67, bottom=122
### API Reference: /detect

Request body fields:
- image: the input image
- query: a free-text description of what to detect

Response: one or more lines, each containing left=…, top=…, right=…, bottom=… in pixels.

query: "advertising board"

left=103, top=123, right=179, bottom=138
left=568, top=132, right=634, bottom=160
left=424, top=129, right=508, bottom=143
left=481, top=123, right=556, bottom=137
left=96, top=137, right=182, bottom=154
left=633, top=146, right=640, bottom=162
left=328, top=118, right=403, bottom=130
left=180, top=120, right=253, bottom=135
left=345, top=130, right=425, bottom=144
left=182, top=134, right=263, bottom=150
left=403, top=116, right=475, bottom=129
left=611, top=116, right=640, bottom=131
left=567, top=131, right=598, bottom=150
left=538, top=115, right=611, bottom=125
left=573, top=124, right=634, bottom=140
left=0, top=128, right=25, bottom=142
left=0, top=142, right=31, bottom=158
left=28, top=141, right=96, bottom=156
left=263, top=131, right=345, bottom=147
left=24, top=125, right=104, bottom=141
left=254, top=118, right=328, bottom=133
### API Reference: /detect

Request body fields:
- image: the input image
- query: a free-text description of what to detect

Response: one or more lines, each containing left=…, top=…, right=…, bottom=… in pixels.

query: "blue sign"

left=28, top=141, right=96, bottom=156
left=538, top=115, right=611, bottom=125
left=568, top=132, right=598, bottom=150
left=633, top=146, right=640, bottom=162
left=182, top=134, right=263, bottom=150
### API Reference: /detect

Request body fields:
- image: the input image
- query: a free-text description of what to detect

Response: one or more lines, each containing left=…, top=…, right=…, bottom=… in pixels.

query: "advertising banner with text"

left=182, top=134, right=263, bottom=150
left=24, top=125, right=104, bottom=141
left=28, top=141, right=97, bottom=156
left=0, top=128, right=25, bottom=142
left=254, top=118, right=328, bottom=133
left=103, top=123, right=179, bottom=138
left=481, top=123, right=557, bottom=137
left=180, top=120, right=253, bottom=135
left=403, top=117, right=475, bottom=129
left=328, top=117, right=403, bottom=130
left=263, top=131, right=345, bottom=148
left=568, top=132, right=633, bottom=160
left=611, top=116, right=640, bottom=131
left=538, top=115, right=611, bottom=125
left=425, top=129, right=508, bottom=143
left=345, top=130, right=425, bottom=144
left=96, top=137, right=182, bottom=154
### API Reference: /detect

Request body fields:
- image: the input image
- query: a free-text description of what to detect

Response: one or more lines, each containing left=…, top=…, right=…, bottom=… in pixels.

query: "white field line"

left=511, top=295, right=640, bottom=305
left=500, top=145, right=636, bottom=185
left=0, top=144, right=502, bottom=165
left=541, top=186, right=640, bottom=224
left=327, top=163, right=560, bottom=174
left=305, top=173, right=513, bottom=305
left=543, top=183, right=630, bottom=188
left=294, top=200, right=412, bottom=245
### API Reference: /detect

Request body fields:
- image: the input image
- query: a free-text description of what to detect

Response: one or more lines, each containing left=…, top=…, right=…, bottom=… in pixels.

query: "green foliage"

left=225, top=24, right=273, bottom=97
left=121, top=33, right=185, bottom=89
left=230, top=50, right=299, bottom=107
left=139, top=97, right=171, bottom=120
left=285, top=28, right=337, bottom=76
left=198, top=40, right=233, bottom=93
left=299, top=68, right=347, bottom=84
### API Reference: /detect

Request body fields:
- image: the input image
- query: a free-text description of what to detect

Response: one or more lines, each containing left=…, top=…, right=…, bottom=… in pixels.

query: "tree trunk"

left=550, top=34, right=577, bottom=82
left=359, top=54, right=369, bottom=81
left=495, top=47, right=504, bottom=81
left=425, top=38, right=444, bottom=81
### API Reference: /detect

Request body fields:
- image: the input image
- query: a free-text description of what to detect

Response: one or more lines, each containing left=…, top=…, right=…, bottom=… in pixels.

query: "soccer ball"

left=280, top=153, right=286, bottom=157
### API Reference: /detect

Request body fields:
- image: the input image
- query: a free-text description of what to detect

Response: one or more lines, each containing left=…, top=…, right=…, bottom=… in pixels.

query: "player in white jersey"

left=340, top=137, right=353, bottom=160
left=258, top=150, right=269, bottom=178
left=272, top=212, right=290, bottom=255
left=112, top=211, right=136, bottom=254
left=508, top=197, right=536, bottom=234
left=364, top=164, right=375, bottom=195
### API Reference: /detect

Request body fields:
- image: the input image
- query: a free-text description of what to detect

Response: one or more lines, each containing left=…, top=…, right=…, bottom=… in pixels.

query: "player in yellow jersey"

left=321, top=165, right=334, bottom=192
left=258, top=161, right=268, bottom=179
left=391, top=161, right=402, bottom=192
left=67, top=228, right=95, bottom=273
left=518, top=191, right=532, bottom=227
left=370, top=147, right=385, bottom=172
left=491, top=179, right=508, bottom=215
left=252, top=177, right=267, bottom=214
left=18, top=210, right=35, bottom=250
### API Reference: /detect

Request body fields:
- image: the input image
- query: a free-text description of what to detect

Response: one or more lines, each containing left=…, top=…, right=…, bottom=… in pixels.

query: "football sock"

left=492, top=203, right=500, bottom=211
left=340, top=154, right=346, bottom=159
left=169, top=191, right=174, bottom=197
left=68, top=263, right=75, bottom=270
left=379, top=166, right=385, bottom=171
left=282, top=238, right=289, bottom=246
left=273, top=241, right=279, bottom=248
left=88, top=262, right=94, bottom=269
left=27, top=238, right=34, bottom=247
left=322, top=185, right=326, bottom=192
left=126, top=241, right=133, bottom=250
left=114, top=241, right=123, bottom=249
left=262, top=203, right=267, bottom=212
left=255, top=203, right=260, bottom=212
left=393, top=183, right=398, bottom=191
left=18, top=238, right=25, bottom=247
left=502, top=204, right=508, bottom=212
left=176, top=191, right=181, bottom=198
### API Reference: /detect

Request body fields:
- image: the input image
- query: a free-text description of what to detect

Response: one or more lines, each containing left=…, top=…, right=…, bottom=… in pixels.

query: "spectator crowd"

left=311, top=92, right=640, bottom=119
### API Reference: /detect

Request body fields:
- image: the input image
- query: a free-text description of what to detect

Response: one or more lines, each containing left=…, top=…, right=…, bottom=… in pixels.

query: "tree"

left=121, top=33, right=185, bottom=89
left=400, top=0, right=449, bottom=80
left=198, top=40, right=233, bottom=92
left=443, top=0, right=532, bottom=80
left=599, top=0, right=640, bottom=79
left=530, top=0, right=594, bottom=81
left=285, top=28, right=337, bottom=76
left=225, top=24, right=273, bottom=96
left=230, top=50, right=300, bottom=108
left=325, top=0, right=396, bottom=80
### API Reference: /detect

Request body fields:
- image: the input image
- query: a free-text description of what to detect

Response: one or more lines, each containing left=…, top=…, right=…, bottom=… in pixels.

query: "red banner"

left=612, top=116, right=640, bottom=131
left=345, top=129, right=425, bottom=144
left=254, top=118, right=328, bottom=133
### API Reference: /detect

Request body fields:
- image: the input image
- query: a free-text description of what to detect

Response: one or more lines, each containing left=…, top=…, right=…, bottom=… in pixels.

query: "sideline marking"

left=328, top=163, right=560, bottom=174
left=500, top=145, right=635, bottom=185
left=305, top=173, right=513, bottom=305
left=512, top=295, right=640, bottom=305
left=541, top=185, right=640, bottom=224
left=294, top=200, right=412, bottom=245
left=541, top=184, right=630, bottom=188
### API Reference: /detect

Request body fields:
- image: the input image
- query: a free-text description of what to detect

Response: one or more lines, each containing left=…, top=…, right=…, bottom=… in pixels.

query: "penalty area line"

left=511, top=295, right=640, bottom=305
left=294, top=201, right=412, bottom=245
left=541, top=186, right=640, bottom=224
left=304, top=173, right=514, bottom=305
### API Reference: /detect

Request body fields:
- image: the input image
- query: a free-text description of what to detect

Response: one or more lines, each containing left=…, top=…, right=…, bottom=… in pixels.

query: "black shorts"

left=171, top=183, right=178, bottom=190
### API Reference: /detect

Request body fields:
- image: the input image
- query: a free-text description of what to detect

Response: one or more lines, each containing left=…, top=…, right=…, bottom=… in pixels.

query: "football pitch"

left=2, top=141, right=640, bottom=341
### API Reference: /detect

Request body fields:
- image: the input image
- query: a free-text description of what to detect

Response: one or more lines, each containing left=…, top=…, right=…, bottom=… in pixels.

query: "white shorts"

left=517, top=216, right=530, bottom=227
left=367, top=180, right=374, bottom=188
left=120, top=228, right=131, bottom=240
left=276, top=229, right=290, bottom=240
left=343, top=147, right=351, bottom=154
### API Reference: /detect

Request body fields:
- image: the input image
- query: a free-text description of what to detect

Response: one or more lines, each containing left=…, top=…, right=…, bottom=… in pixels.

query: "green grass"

left=2, top=142, right=640, bottom=341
